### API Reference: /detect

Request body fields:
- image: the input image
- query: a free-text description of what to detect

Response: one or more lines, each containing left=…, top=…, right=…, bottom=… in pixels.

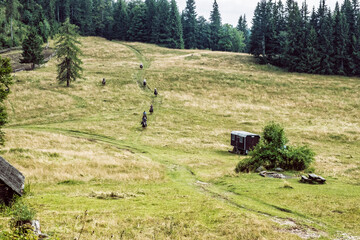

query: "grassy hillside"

left=1, top=37, right=359, bottom=239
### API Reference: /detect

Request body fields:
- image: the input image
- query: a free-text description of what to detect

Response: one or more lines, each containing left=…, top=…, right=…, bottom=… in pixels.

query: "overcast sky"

left=176, top=0, right=339, bottom=27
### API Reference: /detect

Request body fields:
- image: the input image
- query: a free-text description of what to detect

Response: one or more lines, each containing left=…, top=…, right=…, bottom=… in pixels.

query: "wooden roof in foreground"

left=0, top=156, right=25, bottom=196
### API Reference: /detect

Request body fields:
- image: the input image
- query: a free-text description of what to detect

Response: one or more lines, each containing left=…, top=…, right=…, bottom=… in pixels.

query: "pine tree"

left=56, top=18, right=83, bottom=87
left=145, top=0, right=157, bottom=42
left=20, top=28, right=44, bottom=70
left=102, top=0, right=114, bottom=39
left=218, top=24, right=233, bottom=51
left=333, top=2, right=348, bottom=75
left=168, top=0, right=184, bottom=49
left=113, top=0, right=128, bottom=41
left=0, top=56, right=13, bottom=145
left=250, top=2, right=263, bottom=58
left=127, top=3, right=147, bottom=42
left=210, top=0, right=221, bottom=50
left=318, top=6, right=334, bottom=74
left=284, top=0, right=304, bottom=71
left=304, top=27, right=321, bottom=73
left=236, top=15, right=249, bottom=52
left=79, top=0, right=94, bottom=35
left=249, top=0, right=273, bottom=63
left=342, top=0, right=356, bottom=74
left=157, top=0, right=171, bottom=46
left=5, top=0, right=21, bottom=45
left=196, top=16, right=211, bottom=49
left=182, top=0, right=197, bottom=49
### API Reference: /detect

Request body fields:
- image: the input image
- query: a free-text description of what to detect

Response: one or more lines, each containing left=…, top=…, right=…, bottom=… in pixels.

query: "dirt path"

left=7, top=123, right=332, bottom=239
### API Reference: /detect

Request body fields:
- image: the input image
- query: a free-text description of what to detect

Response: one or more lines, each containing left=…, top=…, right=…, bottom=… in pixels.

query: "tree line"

left=0, top=0, right=247, bottom=53
left=250, top=0, right=360, bottom=76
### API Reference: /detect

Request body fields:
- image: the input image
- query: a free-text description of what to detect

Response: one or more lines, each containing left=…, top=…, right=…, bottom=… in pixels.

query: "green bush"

left=10, top=200, right=36, bottom=222
left=0, top=227, right=38, bottom=240
left=235, top=122, right=315, bottom=173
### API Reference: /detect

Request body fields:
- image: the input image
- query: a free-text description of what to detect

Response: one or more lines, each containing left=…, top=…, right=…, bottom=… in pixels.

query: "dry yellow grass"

left=0, top=37, right=359, bottom=239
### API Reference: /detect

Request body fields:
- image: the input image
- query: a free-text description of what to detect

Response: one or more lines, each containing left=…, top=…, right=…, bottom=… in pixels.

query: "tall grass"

left=0, top=37, right=359, bottom=239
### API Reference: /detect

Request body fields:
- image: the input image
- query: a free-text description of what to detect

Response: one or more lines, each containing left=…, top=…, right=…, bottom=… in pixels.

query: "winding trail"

left=5, top=42, right=337, bottom=239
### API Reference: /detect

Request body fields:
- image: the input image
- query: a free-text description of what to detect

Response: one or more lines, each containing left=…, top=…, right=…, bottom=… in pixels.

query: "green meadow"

left=0, top=37, right=359, bottom=239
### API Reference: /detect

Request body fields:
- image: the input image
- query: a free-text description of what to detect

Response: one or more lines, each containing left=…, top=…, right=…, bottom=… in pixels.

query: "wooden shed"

left=0, top=156, right=25, bottom=205
left=230, top=131, right=260, bottom=155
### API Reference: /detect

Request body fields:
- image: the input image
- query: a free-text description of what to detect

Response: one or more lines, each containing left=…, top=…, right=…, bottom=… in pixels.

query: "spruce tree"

left=0, top=56, right=12, bottom=145
left=145, top=0, right=157, bottom=42
left=183, top=0, right=197, bottom=49
left=218, top=24, right=233, bottom=51
left=56, top=18, right=83, bottom=87
left=196, top=16, right=211, bottom=49
left=333, top=3, right=348, bottom=75
left=168, top=0, right=184, bottom=49
left=318, top=7, right=334, bottom=74
left=250, top=3, right=264, bottom=58
left=342, top=0, right=356, bottom=74
left=5, top=0, right=21, bottom=45
left=113, top=0, right=128, bottom=41
left=127, top=3, right=147, bottom=42
left=210, top=0, right=222, bottom=51
left=20, top=28, right=44, bottom=70
left=236, top=15, right=250, bottom=53
left=284, top=0, right=304, bottom=71
left=157, top=0, right=171, bottom=46
left=304, top=27, right=321, bottom=73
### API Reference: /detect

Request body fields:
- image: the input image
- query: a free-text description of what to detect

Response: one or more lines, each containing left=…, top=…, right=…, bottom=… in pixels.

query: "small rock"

left=308, top=173, right=319, bottom=180
left=259, top=171, right=267, bottom=177
left=300, top=175, right=309, bottom=183
left=300, top=174, right=326, bottom=184
left=274, top=167, right=284, bottom=172
left=256, top=166, right=266, bottom=172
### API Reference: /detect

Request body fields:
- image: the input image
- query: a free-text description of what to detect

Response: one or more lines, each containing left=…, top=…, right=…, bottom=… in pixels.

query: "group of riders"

left=141, top=104, right=153, bottom=127
left=140, top=63, right=157, bottom=128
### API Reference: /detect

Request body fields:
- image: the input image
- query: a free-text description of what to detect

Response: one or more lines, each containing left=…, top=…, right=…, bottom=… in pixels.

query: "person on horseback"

left=141, top=114, right=147, bottom=128
left=149, top=104, right=153, bottom=114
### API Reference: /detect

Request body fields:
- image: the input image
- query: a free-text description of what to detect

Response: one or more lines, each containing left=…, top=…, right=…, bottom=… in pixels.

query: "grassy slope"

left=1, top=37, right=359, bottom=239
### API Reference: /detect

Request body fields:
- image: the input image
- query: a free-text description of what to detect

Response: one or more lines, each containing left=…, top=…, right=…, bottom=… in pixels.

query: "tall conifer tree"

left=113, top=0, right=128, bottom=41
left=20, top=28, right=44, bottom=70
left=0, top=56, right=12, bottom=145
left=333, top=2, right=348, bottom=75
left=183, top=0, right=197, bottom=49
left=127, top=3, right=147, bottom=42
left=56, top=18, right=83, bottom=87
left=210, top=0, right=221, bottom=50
left=145, top=0, right=157, bottom=42
left=236, top=15, right=250, bottom=52
left=157, top=0, right=171, bottom=45
left=168, top=0, right=184, bottom=49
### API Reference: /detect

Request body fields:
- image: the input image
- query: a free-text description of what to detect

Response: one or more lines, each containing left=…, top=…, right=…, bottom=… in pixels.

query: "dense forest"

left=0, top=0, right=246, bottom=52
left=1, top=0, right=359, bottom=76
left=250, top=0, right=360, bottom=76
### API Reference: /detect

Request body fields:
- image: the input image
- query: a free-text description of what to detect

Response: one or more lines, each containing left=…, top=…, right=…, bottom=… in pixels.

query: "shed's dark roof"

left=0, top=156, right=25, bottom=196
left=231, top=131, right=260, bottom=137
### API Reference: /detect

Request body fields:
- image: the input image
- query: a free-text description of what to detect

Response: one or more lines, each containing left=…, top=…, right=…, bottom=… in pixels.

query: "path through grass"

left=1, top=37, right=359, bottom=239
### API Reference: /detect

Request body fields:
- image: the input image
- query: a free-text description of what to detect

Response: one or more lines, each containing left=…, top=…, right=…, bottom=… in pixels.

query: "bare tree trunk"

left=10, top=17, right=13, bottom=45
left=57, top=6, right=60, bottom=22
left=262, top=35, right=266, bottom=64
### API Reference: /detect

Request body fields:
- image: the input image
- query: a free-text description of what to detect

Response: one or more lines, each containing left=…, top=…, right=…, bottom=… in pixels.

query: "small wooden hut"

left=230, top=131, right=260, bottom=155
left=0, top=156, right=25, bottom=205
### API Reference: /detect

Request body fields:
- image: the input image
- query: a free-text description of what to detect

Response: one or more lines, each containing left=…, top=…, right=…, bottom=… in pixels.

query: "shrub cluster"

left=235, top=122, right=315, bottom=172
